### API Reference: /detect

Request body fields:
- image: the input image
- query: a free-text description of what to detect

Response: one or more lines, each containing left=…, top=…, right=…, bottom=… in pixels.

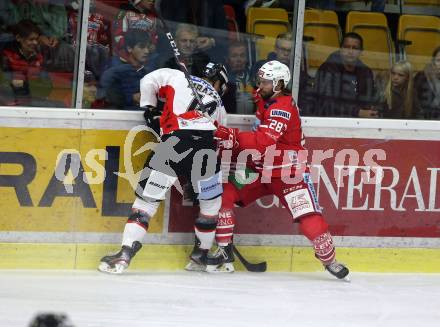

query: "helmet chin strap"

left=272, top=90, right=282, bottom=97
left=271, top=79, right=282, bottom=96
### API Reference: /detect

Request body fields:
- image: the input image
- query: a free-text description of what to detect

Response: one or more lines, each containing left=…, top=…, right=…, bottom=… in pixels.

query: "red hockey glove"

left=214, top=125, right=239, bottom=150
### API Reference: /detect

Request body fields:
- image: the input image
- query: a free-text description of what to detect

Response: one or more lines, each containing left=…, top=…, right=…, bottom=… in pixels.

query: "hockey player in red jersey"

left=98, top=62, right=229, bottom=274
left=209, top=60, right=349, bottom=279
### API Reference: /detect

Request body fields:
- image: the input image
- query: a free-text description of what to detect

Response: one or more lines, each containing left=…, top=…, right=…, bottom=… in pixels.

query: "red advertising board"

left=169, top=137, right=440, bottom=237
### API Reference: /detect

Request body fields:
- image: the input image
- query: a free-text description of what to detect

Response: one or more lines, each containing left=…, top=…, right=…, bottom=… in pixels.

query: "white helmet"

left=258, top=60, right=291, bottom=92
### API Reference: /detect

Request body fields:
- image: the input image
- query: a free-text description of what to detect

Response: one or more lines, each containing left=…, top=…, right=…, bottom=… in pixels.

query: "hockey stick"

left=232, top=245, right=267, bottom=272
left=155, top=13, right=207, bottom=114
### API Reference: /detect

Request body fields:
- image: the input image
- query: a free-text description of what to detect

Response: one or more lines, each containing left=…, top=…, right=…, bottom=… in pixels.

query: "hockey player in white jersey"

left=99, top=62, right=229, bottom=274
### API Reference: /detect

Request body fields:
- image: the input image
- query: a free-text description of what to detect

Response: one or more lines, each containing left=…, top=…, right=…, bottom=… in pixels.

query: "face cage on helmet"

left=219, top=82, right=227, bottom=96
left=213, top=68, right=228, bottom=96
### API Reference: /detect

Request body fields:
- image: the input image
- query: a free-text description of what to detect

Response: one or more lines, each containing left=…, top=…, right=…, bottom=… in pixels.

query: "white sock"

left=195, top=227, right=216, bottom=250
left=122, top=223, right=146, bottom=247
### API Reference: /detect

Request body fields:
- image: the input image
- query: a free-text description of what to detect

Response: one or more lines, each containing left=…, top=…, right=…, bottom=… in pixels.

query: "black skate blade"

left=325, top=265, right=350, bottom=281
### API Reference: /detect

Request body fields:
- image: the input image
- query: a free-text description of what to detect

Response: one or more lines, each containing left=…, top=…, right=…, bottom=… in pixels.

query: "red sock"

left=216, top=183, right=239, bottom=246
left=299, top=214, right=335, bottom=265
left=216, top=209, right=235, bottom=245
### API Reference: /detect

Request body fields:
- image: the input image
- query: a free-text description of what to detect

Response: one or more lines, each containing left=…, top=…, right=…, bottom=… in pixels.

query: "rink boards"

left=1, top=107, right=440, bottom=272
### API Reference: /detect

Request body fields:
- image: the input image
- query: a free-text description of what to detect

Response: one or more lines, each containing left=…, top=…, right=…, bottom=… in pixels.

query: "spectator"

left=96, top=30, right=153, bottom=110
left=3, top=0, right=75, bottom=72
left=113, top=0, right=158, bottom=61
left=223, top=41, right=253, bottom=114
left=375, top=60, right=413, bottom=119
left=1, top=19, right=54, bottom=106
left=162, top=23, right=210, bottom=76
left=413, top=46, right=440, bottom=120
left=313, top=32, right=377, bottom=118
left=67, top=0, right=111, bottom=80
left=158, top=0, right=227, bottom=61
left=250, top=32, right=294, bottom=88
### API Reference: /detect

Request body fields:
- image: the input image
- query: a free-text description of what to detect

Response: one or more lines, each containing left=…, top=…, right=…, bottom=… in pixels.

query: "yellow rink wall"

left=1, top=108, right=440, bottom=273
left=1, top=243, right=440, bottom=273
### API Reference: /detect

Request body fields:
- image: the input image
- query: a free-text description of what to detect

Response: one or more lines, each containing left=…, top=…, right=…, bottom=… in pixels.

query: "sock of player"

left=299, top=214, right=335, bottom=265
left=194, top=216, right=217, bottom=250
left=122, top=222, right=146, bottom=248
left=216, top=208, right=235, bottom=246
left=215, top=183, right=239, bottom=246
left=122, top=197, right=158, bottom=247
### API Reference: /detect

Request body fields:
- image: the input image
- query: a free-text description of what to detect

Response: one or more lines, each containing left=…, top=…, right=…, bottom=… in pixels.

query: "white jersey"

left=140, top=68, right=227, bottom=135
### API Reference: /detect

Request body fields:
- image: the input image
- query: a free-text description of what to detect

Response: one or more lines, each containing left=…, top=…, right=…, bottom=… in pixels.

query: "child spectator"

left=376, top=61, right=413, bottom=119
left=1, top=19, right=53, bottom=106
left=96, top=30, right=153, bottom=110
left=3, top=0, right=75, bottom=72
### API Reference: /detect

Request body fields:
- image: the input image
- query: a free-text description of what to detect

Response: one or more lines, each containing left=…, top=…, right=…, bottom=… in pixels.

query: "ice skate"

left=98, top=241, right=142, bottom=274
left=185, top=237, right=208, bottom=272
left=206, top=243, right=235, bottom=273
left=325, top=261, right=350, bottom=281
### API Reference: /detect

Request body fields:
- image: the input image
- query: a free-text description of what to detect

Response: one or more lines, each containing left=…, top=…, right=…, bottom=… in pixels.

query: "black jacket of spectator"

left=313, top=51, right=376, bottom=117
left=378, top=88, right=406, bottom=119
left=413, top=67, right=440, bottom=120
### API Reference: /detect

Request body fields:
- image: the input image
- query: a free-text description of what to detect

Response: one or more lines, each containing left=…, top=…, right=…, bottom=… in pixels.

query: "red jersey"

left=113, top=9, right=158, bottom=56
left=140, top=68, right=227, bottom=135
left=2, top=47, right=44, bottom=82
left=237, top=94, right=306, bottom=177
left=68, top=11, right=111, bottom=47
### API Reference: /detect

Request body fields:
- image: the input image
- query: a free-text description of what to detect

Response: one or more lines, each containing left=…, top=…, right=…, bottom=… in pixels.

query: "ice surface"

left=1, top=270, right=439, bottom=327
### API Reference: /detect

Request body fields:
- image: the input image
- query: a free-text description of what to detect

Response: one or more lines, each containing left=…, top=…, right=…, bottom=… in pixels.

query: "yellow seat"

left=398, top=14, right=440, bottom=71
left=303, top=9, right=342, bottom=70
left=346, top=11, right=394, bottom=71
left=246, top=7, right=290, bottom=60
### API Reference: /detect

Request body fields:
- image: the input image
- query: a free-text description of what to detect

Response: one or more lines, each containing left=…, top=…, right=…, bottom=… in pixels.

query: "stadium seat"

left=398, top=14, right=440, bottom=71
left=246, top=7, right=290, bottom=61
left=346, top=11, right=394, bottom=71
left=303, top=9, right=341, bottom=71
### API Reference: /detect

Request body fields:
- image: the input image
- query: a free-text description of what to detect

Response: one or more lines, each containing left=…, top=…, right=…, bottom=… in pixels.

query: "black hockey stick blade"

left=232, top=245, right=267, bottom=272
